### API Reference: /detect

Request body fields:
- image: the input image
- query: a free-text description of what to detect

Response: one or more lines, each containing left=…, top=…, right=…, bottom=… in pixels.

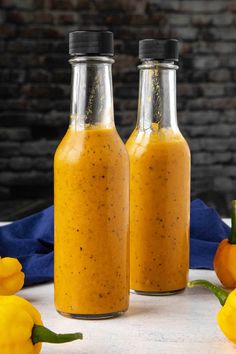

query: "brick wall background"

left=0, top=0, right=236, bottom=219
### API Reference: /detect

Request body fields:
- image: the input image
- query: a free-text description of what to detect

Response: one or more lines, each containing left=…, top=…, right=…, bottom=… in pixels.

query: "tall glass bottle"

left=126, top=39, right=190, bottom=295
left=54, top=31, right=129, bottom=318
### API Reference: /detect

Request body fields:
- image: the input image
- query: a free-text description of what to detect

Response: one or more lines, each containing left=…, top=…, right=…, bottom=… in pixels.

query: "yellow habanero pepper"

left=187, top=280, right=236, bottom=343
left=214, top=200, right=236, bottom=289
left=0, top=295, right=83, bottom=354
left=0, top=257, right=25, bottom=295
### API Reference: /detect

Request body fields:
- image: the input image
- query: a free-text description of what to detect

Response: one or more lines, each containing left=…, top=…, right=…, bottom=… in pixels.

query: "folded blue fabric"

left=0, top=199, right=230, bottom=286
left=0, top=206, right=54, bottom=286
left=190, top=199, right=230, bottom=269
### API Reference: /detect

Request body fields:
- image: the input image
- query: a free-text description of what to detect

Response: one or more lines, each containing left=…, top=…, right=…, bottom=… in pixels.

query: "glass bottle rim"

left=138, top=60, right=178, bottom=70
left=69, top=55, right=114, bottom=65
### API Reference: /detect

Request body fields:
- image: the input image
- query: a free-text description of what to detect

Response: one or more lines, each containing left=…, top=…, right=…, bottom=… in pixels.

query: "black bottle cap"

left=139, top=39, right=179, bottom=61
left=69, top=30, right=114, bottom=57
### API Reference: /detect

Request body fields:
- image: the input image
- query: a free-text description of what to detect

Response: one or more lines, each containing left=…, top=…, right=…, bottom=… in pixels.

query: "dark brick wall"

left=0, top=0, right=236, bottom=218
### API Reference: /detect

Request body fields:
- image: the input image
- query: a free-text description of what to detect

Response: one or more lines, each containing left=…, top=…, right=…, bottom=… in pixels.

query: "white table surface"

left=3, top=219, right=233, bottom=353
left=19, top=270, right=235, bottom=354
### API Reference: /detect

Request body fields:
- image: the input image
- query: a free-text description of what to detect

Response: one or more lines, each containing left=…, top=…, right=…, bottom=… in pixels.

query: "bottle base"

left=131, top=287, right=185, bottom=296
left=57, top=309, right=126, bottom=320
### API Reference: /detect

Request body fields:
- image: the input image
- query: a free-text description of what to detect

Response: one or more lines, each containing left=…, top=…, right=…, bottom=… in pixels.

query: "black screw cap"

left=139, top=39, right=179, bottom=61
left=69, top=30, right=114, bottom=57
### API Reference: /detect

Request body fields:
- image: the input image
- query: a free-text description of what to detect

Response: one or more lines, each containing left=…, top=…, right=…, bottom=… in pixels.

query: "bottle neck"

left=70, top=56, right=114, bottom=130
left=137, top=61, right=178, bottom=132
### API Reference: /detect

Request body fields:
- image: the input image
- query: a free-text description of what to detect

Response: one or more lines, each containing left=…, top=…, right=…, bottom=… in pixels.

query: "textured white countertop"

left=19, top=269, right=236, bottom=354
left=0, top=218, right=232, bottom=353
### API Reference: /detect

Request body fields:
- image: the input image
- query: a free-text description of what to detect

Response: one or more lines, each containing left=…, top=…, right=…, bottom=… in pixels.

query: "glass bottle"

left=54, top=31, right=129, bottom=318
left=126, top=39, right=191, bottom=295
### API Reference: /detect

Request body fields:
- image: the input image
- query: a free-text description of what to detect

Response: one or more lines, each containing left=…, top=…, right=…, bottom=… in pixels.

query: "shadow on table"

left=125, top=304, right=154, bottom=318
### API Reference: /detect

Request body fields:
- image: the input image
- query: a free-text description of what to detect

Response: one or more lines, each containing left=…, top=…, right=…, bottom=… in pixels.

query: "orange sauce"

left=54, top=125, right=129, bottom=315
left=126, top=126, right=190, bottom=293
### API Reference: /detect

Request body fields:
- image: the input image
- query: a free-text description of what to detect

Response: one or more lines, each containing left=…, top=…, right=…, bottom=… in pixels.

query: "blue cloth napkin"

left=0, top=206, right=54, bottom=286
left=190, top=199, right=230, bottom=269
left=0, top=199, right=231, bottom=286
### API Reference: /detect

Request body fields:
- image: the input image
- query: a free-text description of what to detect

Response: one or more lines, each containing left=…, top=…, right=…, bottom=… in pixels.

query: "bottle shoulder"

left=126, top=127, right=190, bottom=157
left=54, top=126, right=129, bottom=164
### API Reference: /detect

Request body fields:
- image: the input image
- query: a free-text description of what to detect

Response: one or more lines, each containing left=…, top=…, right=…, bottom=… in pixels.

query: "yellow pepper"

left=214, top=200, right=236, bottom=289
left=0, top=257, right=25, bottom=295
left=0, top=295, right=83, bottom=354
left=187, top=280, right=236, bottom=343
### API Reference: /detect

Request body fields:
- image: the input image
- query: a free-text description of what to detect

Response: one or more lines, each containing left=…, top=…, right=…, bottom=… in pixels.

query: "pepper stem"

left=32, top=325, right=83, bottom=344
left=187, top=280, right=229, bottom=306
left=229, top=200, right=236, bottom=244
